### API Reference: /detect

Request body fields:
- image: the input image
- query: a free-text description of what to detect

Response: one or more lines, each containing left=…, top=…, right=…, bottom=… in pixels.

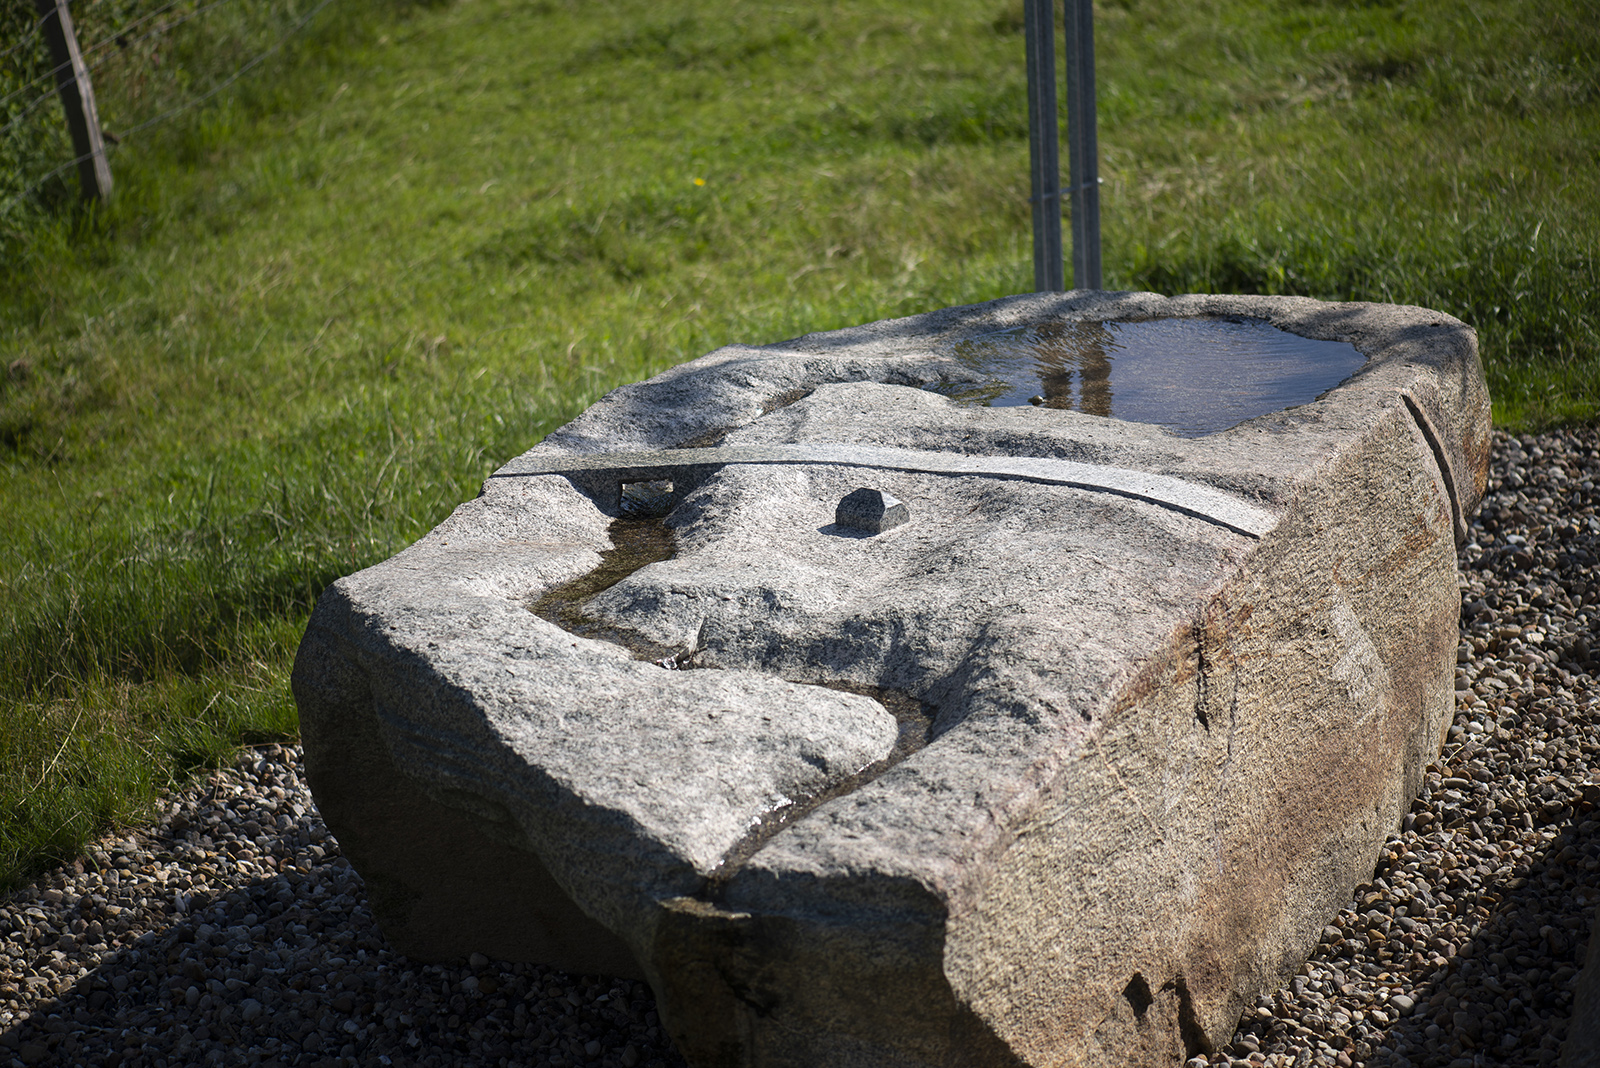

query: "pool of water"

left=931, top=315, right=1368, bottom=437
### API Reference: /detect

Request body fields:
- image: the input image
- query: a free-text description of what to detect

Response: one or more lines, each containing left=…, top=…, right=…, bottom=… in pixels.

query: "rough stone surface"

left=498, top=442, right=1279, bottom=537
left=292, top=290, right=1492, bottom=1067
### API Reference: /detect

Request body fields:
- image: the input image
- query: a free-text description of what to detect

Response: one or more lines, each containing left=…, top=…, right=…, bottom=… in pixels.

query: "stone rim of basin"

left=293, top=290, right=1490, bottom=1067
left=526, top=289, right=1485, bottom=532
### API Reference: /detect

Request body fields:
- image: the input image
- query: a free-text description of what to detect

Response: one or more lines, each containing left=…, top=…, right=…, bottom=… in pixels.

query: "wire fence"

left=1, top=0, right=337, bottom=226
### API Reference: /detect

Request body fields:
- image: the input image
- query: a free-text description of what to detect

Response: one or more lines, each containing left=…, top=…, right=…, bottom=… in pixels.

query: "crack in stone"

left=701, top=680, right=935, bottom=897
left=1167, top=972, right=1209, bottom=1056
left=525, top=514, right=937, bottom=894
left=1402, top=391, right=1467, bottom=545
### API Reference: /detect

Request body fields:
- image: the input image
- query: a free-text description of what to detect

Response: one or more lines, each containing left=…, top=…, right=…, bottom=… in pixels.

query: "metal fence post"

left=1023, top=0, right=1063, bottom=293
left=34, top=0, right=112, bottom=202
left=1063, top=0, right=1100, bottom=289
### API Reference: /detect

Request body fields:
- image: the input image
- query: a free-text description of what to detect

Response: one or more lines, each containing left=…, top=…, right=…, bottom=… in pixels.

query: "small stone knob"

left=835, top=488, right=909, bottom=534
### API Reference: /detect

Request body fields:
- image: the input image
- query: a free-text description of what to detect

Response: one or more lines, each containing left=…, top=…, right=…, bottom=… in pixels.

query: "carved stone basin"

left=934, top=313, right=1369, bottom=434
left=292, top=291, right=1490, bottom=1067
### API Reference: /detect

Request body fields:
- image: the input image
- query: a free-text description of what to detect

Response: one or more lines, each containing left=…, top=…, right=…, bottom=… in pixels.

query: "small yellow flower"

left=693, top=177, right=706, bottom=186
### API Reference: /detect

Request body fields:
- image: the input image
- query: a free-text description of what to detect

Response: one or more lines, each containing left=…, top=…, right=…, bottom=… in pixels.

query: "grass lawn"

left=1, top=0, right=1596, bottom=888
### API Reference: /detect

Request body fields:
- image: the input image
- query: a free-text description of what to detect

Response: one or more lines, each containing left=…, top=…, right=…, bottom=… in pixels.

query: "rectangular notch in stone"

left=621, top=480, right=677, bottom=518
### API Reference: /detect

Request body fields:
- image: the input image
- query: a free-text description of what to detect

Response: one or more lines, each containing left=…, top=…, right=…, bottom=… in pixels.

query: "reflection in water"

left=935, top=316, right=1368, bottom=437
left=1035, top=320, right=1116, bottom=416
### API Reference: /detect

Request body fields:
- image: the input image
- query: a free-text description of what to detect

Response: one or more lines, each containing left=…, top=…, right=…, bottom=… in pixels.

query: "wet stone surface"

left=528, top=515, right=683, bottom=665
left=1, top=426, right=1596, bottom=1068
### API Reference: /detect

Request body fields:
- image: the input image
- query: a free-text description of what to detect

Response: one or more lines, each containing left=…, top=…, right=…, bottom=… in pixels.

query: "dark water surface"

left=933, top=315, right=1368, bottom=436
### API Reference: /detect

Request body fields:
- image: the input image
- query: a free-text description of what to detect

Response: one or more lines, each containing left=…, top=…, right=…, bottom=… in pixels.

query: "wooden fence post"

left=33, top=0, right=112, bottom=202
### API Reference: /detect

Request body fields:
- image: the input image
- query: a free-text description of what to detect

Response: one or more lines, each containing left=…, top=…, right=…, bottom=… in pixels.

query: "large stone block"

left=292, top=291, right=1490, bottom=1065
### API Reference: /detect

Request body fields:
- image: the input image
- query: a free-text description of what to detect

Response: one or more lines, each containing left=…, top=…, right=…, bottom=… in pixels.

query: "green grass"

left=1, top=0, right=1596, bottom=889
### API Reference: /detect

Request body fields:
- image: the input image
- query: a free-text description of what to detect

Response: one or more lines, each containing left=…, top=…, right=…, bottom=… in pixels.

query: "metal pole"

left=34, top=0, right=112, bottom=202
left=1063, top=0, right=1100, bottom=289
left=1023, top=0, right=1063, bottom=293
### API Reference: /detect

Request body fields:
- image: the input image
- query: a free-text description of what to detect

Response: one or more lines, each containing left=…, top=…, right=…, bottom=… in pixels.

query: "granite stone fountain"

left=292, top=290, right=1491, bottom=1066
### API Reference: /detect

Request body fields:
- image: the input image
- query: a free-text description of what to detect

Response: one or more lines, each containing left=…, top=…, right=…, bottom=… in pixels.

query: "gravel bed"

left=2, top=427, right=1597, bottom=1068
left=0, top=746, right=688, bottom=1068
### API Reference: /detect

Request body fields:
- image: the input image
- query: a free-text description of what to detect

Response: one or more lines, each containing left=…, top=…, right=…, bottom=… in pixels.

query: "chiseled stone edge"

left=492, top=443, right=1278, bottom=539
